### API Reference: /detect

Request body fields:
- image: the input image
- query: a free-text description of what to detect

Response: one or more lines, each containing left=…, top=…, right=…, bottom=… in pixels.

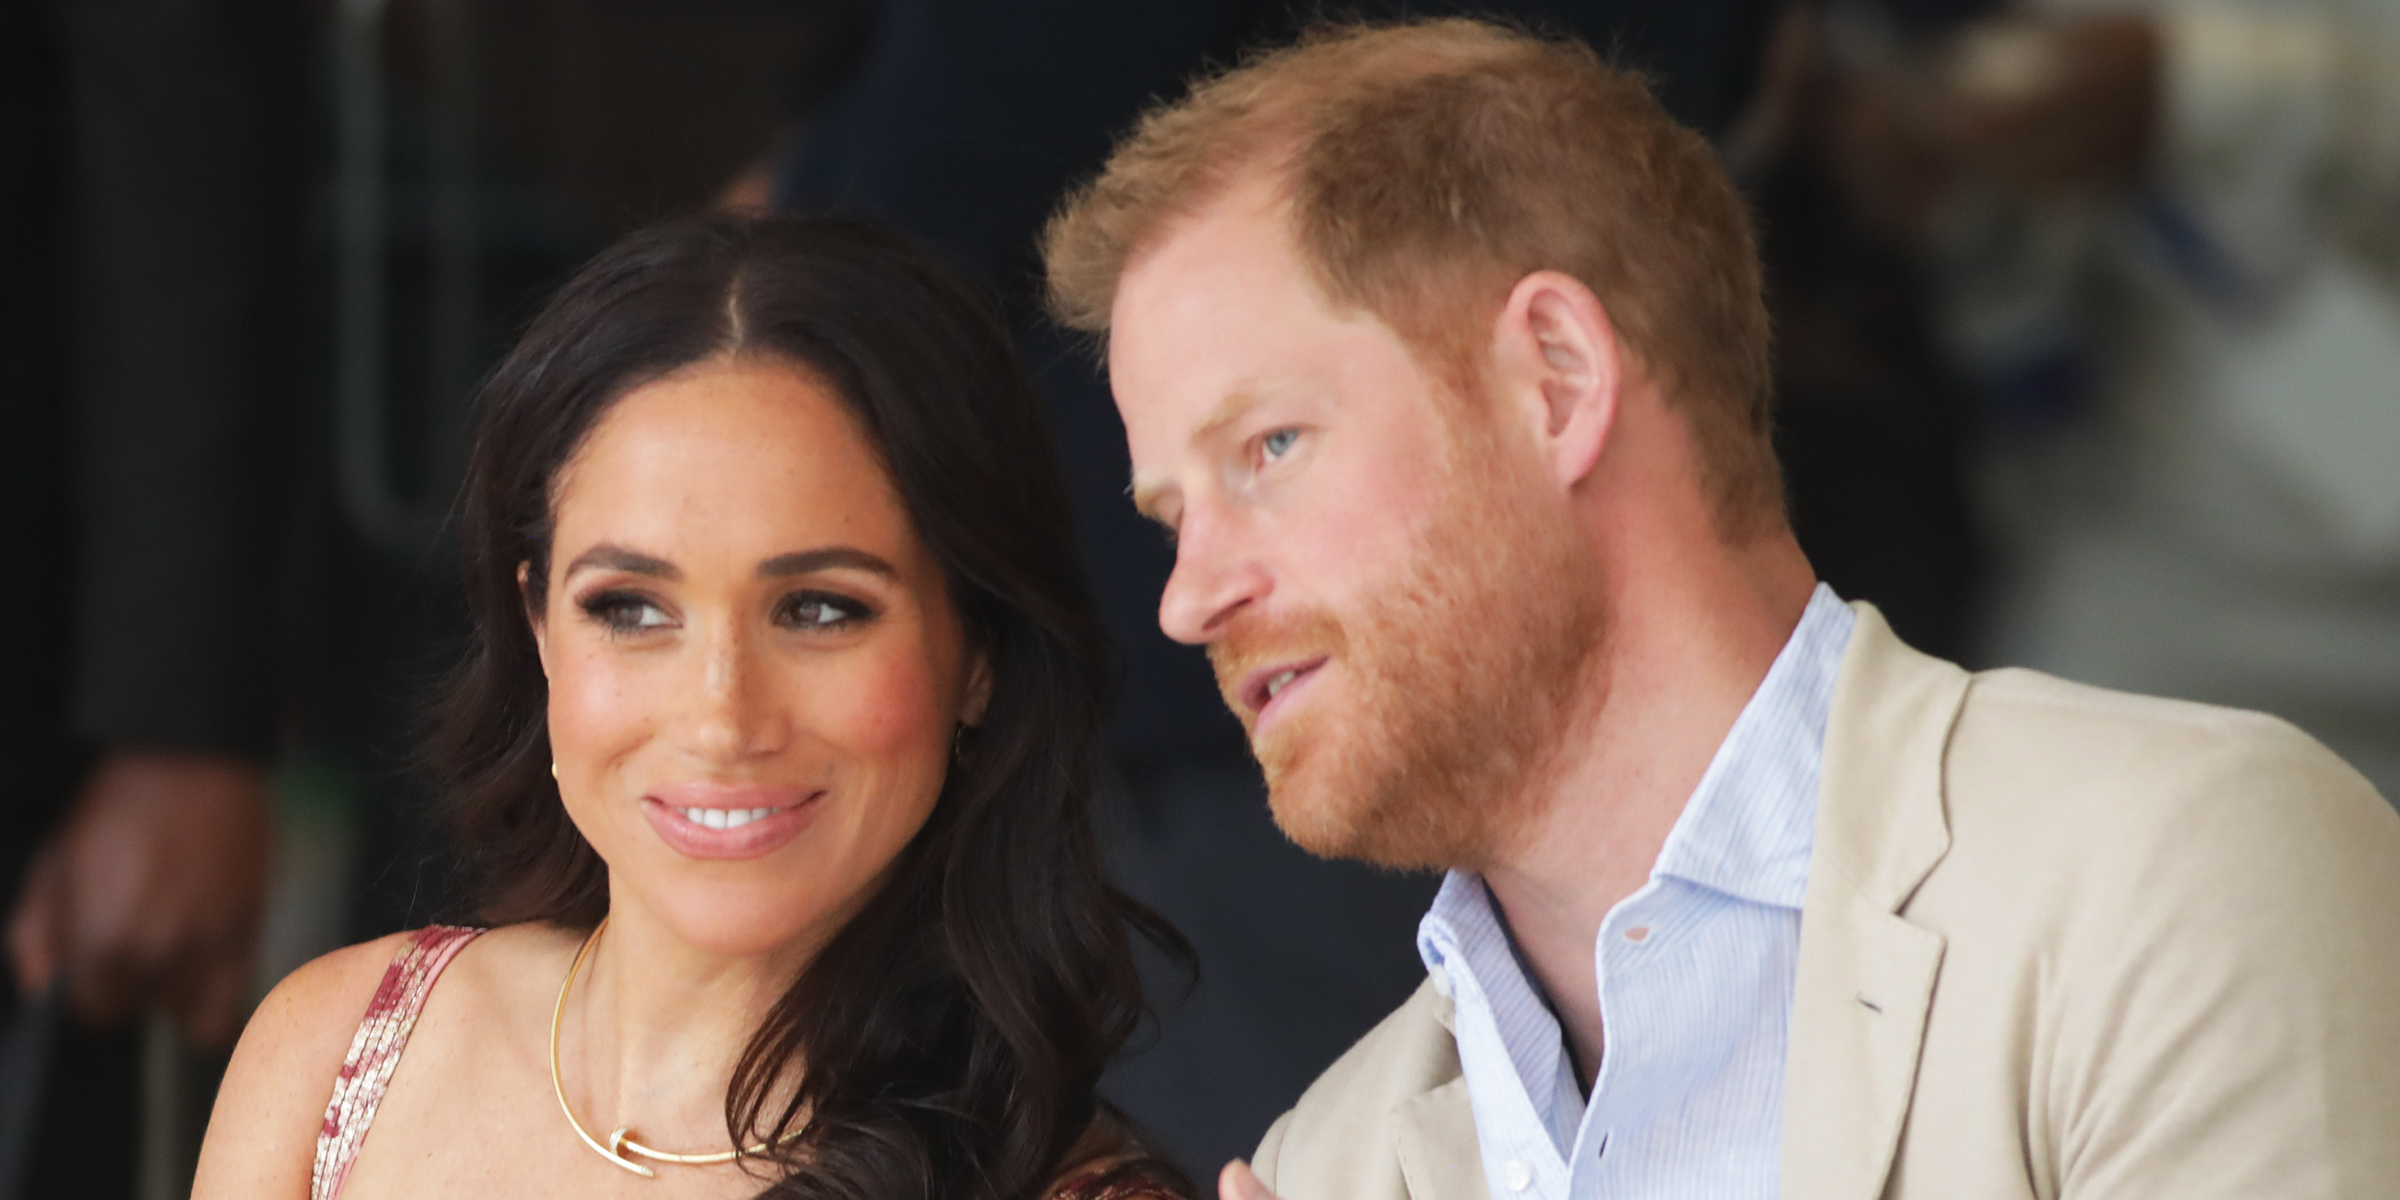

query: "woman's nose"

left=679, top=622, right=785, bottom=763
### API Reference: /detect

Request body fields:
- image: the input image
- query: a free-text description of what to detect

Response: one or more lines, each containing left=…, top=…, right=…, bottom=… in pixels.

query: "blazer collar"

left=1781, top=603, right=1966, bottom=1200
left=1359, top=983, right=1488, bottom=1200
left=1392, top=604, right=1964, bottom=1200
left=1396, top=1075, right=1493, bottom=1200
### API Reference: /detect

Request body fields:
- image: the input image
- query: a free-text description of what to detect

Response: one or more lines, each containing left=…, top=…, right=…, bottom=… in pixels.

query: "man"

left=776, top=0, right=1780, bottom=1170
left=1042, top=18, right=2400, bottom=1200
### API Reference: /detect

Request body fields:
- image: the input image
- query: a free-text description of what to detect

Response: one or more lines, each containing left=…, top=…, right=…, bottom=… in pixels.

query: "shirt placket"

left=1568, top=885, right=1681, bottom=1200
left=1426, top=931, right=1575, bottom=1200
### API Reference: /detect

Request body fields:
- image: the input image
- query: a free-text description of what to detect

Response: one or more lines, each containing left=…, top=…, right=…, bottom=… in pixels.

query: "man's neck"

left=1479, top=530, right=1815, bottom=1087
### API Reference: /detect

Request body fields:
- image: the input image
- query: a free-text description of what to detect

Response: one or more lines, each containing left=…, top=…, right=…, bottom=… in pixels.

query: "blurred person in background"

left=1741, top=0, right=1999, bottom=670
left=763, top=0, right=1787, bottom=1171
left=0, top=0, right=299, bottom=1195
left=1823, top=0, right=2400, bottom=800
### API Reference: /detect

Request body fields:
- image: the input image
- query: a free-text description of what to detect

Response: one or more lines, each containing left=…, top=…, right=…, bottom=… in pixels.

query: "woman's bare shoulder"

left=191, top=932, right=418, bottom=1200
left=435, top=920, right=577, bottom=1001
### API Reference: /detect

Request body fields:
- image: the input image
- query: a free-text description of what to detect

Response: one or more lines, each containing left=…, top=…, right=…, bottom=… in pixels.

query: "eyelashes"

left=774, top=590, right=875, bottom=630
left=574, top=588, right=879, bottom=637
left=580, top=590, right=671, bottom=634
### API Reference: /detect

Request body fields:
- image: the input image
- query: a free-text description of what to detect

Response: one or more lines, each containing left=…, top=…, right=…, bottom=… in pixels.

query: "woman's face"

left=531, top=356, right=987, bottom=959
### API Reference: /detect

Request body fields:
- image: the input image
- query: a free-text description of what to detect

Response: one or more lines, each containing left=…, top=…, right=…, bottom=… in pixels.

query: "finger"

left=64, top=903, right=173, bottom=1031
left=176, top=953, right=252, bottom=1050
left=65, top=947, right=145, bottom=1030
left=1219, top=1159, right=1276, bottom=1200
left=5, top=853, right=62, bottom=998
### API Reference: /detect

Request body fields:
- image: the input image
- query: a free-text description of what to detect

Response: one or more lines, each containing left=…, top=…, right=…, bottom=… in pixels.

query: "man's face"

left=1108, top=179, right=1603, bottom=869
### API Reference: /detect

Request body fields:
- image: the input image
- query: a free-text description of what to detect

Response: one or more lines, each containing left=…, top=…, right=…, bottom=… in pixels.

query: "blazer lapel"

left=1782, top=605, right=1966, bottom=1200
left=1395, top=1077, right=1493, bottom=1200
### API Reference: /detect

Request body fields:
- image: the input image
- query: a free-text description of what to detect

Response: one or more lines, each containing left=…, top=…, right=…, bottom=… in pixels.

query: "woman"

left=194, top=213, right=1193, bottom=1200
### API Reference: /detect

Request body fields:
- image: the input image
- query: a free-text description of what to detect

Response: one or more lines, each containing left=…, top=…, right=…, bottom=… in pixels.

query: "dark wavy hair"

left=426, top=212, right=1186, bottom=1199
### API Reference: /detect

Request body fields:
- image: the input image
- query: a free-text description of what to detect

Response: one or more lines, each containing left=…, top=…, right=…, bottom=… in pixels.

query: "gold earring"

left=551, top=761, right=560, bottom=780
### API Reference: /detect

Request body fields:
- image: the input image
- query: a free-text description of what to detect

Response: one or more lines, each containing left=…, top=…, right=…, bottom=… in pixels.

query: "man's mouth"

left=1240, top=656, right=1329, bottom=720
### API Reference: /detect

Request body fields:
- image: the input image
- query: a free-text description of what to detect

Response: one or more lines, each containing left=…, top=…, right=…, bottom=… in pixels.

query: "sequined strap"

left=1047, top=1158, right=1196, bottom=1200
left=310, top=925, right=484, bottom=1200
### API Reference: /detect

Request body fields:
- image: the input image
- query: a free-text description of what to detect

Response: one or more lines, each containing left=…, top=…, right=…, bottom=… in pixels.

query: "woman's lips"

left=640, top=783, right=824, bottom=860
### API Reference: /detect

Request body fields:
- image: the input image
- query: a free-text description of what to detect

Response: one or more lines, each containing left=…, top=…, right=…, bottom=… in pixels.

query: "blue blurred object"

left=0, top=980, right=65, bottom=1200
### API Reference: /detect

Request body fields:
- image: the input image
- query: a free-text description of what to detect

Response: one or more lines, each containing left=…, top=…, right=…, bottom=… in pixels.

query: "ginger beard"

left=1211, top=409, right=1607, bottom=871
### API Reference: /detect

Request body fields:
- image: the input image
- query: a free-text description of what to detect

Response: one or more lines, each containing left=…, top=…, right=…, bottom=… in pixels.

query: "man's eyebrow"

left=759, top=547, right=897, bottom=578
left=1127, top=389, right=1262, bottom=523
left=564, top=544, right=679, bottom=580
left=1130, top=474, right=1175, bottom=524
left=1193, top=388, right=1263, bottom=443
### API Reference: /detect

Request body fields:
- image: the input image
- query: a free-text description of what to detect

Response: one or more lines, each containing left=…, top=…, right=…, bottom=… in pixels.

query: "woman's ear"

left=959, top=649, right=994, bottom=727
left=517, top=561, right=551, bottom=673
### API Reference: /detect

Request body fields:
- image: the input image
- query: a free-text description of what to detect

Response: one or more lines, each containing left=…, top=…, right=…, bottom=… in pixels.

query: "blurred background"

left=2, top=0, right=2393, bottom=1195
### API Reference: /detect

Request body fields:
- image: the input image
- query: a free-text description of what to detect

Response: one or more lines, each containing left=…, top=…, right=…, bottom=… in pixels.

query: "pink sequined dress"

left=302, top=924, right=1191, bottom=1200
left=310, top=925, right=484, bottom=1200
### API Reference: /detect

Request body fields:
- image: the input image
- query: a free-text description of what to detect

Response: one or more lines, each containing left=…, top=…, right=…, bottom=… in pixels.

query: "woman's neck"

left=559, top=892, right=819, bottom=1150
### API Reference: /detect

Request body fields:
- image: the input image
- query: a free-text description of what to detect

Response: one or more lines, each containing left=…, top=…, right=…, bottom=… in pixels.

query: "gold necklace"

left=550, top=916, right=804, bottom=1178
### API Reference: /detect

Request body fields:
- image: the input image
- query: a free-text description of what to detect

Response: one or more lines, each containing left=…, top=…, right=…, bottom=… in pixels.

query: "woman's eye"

left=581, top=592, right=671, bottom=633
left=778, top=591, right=873, bottom=630
left=1261, top=428, right=1300, bottom=461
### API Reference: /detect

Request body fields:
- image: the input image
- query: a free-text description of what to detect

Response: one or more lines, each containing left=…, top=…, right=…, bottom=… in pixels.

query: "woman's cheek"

left=548, top=641, right=651, bottom=780
left=804, top=642, right=952, bottom=775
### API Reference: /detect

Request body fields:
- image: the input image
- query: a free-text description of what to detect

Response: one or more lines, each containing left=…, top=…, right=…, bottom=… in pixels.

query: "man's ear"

left=1489, top=270, right=1622, bottom=490
left=959, top=648, right=994, bottom=728
left=517, top=561, right=551, bottom=673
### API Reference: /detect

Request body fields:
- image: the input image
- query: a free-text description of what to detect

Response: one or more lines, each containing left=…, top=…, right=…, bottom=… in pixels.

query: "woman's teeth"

left=1265, top=669, right=1300, bottom=699
left=675, top=806, right=778, bottom=830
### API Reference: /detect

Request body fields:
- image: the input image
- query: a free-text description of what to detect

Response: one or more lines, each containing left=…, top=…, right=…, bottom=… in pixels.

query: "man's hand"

left=1220, top=1160, right=1282, bottom=1200
left=7, top=750, right=272, bottom=1047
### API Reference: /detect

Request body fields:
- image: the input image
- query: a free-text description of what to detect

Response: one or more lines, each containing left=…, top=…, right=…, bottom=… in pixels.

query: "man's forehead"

left=1111, top=177, right=1298, bottom=325
left=1105, top=190, right=1299, bottom=459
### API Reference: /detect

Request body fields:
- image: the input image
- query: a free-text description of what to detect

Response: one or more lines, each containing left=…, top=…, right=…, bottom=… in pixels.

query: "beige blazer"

left=1251, top=603, right=2400, bottom=1200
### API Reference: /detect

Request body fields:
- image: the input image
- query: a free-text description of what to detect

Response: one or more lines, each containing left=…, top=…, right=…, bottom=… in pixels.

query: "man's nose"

left=1157, top=510, right=1267, bottom=645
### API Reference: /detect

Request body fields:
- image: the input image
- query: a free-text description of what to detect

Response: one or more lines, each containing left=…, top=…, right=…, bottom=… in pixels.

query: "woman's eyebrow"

left=759, top=547, right=897, bottom=578
left=564, top=543, right=679, bottom=580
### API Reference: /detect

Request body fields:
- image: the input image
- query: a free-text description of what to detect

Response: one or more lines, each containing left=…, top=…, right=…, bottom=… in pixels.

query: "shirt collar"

left=1651, top=583, right=1854, bottom=910
left=1419, top=582, right=1853, bottom=963
left=1413, top=584, right=1853, bottom=1090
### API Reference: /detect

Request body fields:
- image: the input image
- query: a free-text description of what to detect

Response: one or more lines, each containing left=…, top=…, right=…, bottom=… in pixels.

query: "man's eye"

left=778, top=591, right=874, bottom=630
left=1261, top=428, right=1300, bottom=461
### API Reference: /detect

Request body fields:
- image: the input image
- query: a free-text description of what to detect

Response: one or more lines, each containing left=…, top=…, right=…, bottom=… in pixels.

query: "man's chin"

left=1261, top=769, right=1453, bottom=870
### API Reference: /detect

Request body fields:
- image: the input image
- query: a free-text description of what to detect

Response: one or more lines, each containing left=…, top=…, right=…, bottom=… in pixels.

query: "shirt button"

left=1503, top=1160, right=1532, bottom=1192
left=1428, top=964, right=1453, bottom=998
left=1624, top=925, right=1651, bottom=943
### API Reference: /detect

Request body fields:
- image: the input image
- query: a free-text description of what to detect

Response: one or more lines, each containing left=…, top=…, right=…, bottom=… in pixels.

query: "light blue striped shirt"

left=1416, top=585, right=1854, bottom=1200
